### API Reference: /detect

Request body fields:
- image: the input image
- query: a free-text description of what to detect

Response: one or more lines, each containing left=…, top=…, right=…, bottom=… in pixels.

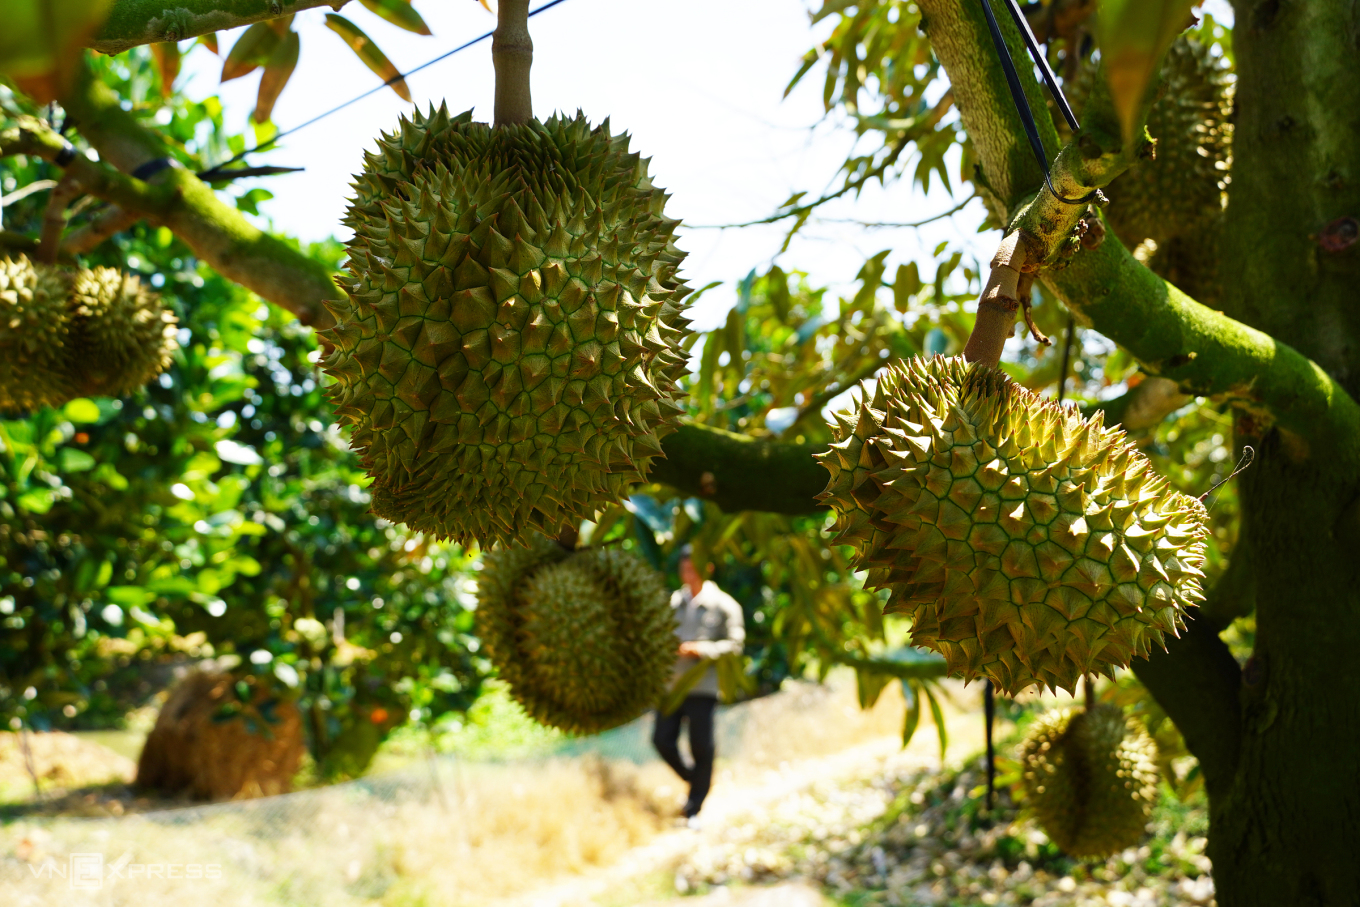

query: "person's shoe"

left=685, top=815, right=703, bottom=831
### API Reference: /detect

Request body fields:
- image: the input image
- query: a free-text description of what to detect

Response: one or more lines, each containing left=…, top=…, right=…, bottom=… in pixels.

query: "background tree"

left=0, top=0, right=1355, bottom=902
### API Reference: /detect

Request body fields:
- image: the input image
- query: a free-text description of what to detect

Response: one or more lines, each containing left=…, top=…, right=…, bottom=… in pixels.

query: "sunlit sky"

left=178, top=0, right=988, bottom=330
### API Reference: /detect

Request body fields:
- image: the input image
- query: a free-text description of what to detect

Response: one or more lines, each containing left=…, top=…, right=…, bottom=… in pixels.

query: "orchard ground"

left=1, top=672, right=1213, bottom=906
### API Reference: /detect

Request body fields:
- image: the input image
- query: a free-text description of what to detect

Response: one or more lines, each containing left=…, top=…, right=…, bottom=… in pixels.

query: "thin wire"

left=1200, top=446, right=1255, bottom=506
left=199, top=0, right=573, bottom=178
left=975, top=0, right=1097, bottom=206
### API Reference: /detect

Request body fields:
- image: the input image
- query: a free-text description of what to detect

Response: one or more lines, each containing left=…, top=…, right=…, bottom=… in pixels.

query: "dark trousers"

left=652, top=694, right=717, bottom=817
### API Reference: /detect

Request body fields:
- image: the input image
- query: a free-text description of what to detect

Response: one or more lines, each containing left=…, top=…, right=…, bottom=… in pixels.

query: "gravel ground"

left=672, top=756, right=1216, bottom=907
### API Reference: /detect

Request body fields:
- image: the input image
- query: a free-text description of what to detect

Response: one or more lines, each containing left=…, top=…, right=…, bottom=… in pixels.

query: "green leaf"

left=922, top=681, right=948, bottom=761
left=325, top=14, right=411, bottom=101
left=659, top=659, right=710, bottom=714
left=236, top=187, right=274, bottom=216
left=57, top=448, right=96, bottom=473
left=0, top=0, right=114, bottom=103
left=358, top=0, right=432, bottom=35
left=16, top=488, right=55, bottom=514
left=253, top=29, right=299, bottom=123
left=222, top=22, right=279, bottom=82
left=62, top=398, right=101, bottom=423
left=856, top=667, right=891, bottom=710
left=1096, top=0, right=1197, bottom=142
left=893, top=262, right=920, bottom=313
left=901, top=680, right=922, bottom=747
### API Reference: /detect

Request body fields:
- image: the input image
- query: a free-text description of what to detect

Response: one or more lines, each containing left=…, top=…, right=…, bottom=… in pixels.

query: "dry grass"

left=0, top=673, right=948, bottom=906
left=0, top=732, right=135, bottom=803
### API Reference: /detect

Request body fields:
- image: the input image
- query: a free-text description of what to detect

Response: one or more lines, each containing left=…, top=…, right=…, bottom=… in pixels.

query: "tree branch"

left=92, top=0, right=351, bottom=55
left=1130, top=614, right=1242, bottom=794
left=0, top=65, right=345, bottom=326
left=651, top=422, right=828, bottom=516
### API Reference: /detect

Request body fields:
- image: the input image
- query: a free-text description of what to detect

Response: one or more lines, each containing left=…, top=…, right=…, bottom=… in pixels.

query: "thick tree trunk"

left=1207, top=3, right=1360, bottom=903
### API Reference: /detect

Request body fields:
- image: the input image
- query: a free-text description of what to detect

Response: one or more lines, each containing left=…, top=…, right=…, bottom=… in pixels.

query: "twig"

left=35, top=175, right=82, bottom=264
left=810, top=195, right=976, bottom=229
left=61, top=205, right=140, bottom=254
left=0, top=178, right=58, bottom=207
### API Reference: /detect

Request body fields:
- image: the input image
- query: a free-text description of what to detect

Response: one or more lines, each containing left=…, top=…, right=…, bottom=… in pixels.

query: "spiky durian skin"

left=1019, top=705, right=1161, bottom=858
left=478, top=537, right=676, bottom=734
left=69, top=266, right=178, bottom=398
left=816, top=356, right=1209, bottom=696
left=0, top=254, right=74, bottom=411
left=1073, top=37, right=1232, bottom=249
left=321, top=106, right=692, bottom=548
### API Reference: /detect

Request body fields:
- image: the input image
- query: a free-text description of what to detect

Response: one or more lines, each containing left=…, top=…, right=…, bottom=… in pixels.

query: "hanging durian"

left=1070, top=36, right=1232, bottom=250
left=321, top=0, right=691, bottom=548
left=817, top=355, right=1209, bottom=695
left=477, top=535, right=676, bottom=734
left=0, top=254, right=75, bottom=410
left=1019, top=704, right=1161, bottom=858
left=69, top=266, right=179, bottom=398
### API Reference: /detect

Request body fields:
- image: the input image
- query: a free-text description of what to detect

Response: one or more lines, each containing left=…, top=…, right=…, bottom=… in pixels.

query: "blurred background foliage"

left=1, top=0, right=1245, bottom=788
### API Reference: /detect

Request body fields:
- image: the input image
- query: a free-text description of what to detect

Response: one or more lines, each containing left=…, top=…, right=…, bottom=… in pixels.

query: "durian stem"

left=555, top=525, right=578, bottom=551
left=1083, top=674, right=1095, bottom=710
left=963, top=230, right=1033, bottom=369
left=493, top=0, right=533, bottom=127
left=35, top=175, right=82, bottom=265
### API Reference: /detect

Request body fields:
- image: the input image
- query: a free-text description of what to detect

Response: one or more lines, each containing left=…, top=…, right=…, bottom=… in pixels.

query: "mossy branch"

left=1, top=69, right=344, bottom=327
left=651, top=422, right=829, bottom=517
left=91, top=0, right=351, bottom=54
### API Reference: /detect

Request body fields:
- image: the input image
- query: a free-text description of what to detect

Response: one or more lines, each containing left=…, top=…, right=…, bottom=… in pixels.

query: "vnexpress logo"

left=69, top=853, right=104, bottom=890
left=27, top=851, right=221, bottom=887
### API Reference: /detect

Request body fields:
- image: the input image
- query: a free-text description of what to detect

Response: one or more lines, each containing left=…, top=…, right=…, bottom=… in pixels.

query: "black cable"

left=1001, top=0, right=1079, bottom=132
left=198, top=0, right=573, bottom=180
left=975, top=0, right=1098, bottom=206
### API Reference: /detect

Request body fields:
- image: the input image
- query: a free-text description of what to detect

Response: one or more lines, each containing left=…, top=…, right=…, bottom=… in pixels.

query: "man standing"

left=652, top=545, right=745, bottom=825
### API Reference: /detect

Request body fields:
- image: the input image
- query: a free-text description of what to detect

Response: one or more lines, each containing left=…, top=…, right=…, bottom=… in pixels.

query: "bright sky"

left=179, top=0, right=989, bottom=330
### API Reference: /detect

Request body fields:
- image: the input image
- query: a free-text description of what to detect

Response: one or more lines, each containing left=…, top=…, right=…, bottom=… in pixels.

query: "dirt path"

left=491, top=707, right=986, bottom=907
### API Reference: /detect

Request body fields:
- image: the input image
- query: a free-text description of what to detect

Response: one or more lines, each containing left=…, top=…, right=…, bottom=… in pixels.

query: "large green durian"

left=1074, top=37, right=1232, bottom=249
left=0, top=254, right=74, bottom=410
left=817, top=356, right=1209, bottom=695
left=69, top=266, right=178, bottom=398
left=1019, top=704, right=1161, bottom=858
left=321, top=106, right=692, bottom=548
left=477, top=536, right=676, bottom=734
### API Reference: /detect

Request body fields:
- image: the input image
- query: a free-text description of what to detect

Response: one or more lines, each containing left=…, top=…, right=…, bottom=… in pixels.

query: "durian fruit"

left=1071, top=37, right=1232, bottom=250
left=322, top=106, right=692, bottom=548
left=68, top=266, right=179, bottom=398
left=478, top=535, right=676, bottom=734
left=0, top=254, right=74, bottom=410
left=817, top=356, right=1209, bottom=695
left=1019, top=704, right=1161, bottom=858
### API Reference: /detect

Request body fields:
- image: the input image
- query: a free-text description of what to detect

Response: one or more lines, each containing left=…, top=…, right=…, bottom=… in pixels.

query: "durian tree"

left=1, top=0, right=1358, bottom=902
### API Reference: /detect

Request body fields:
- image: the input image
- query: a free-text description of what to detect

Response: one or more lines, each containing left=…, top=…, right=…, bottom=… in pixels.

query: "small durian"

left=1019, top=704, right=1161, bottom=858
left=0, top=254, right=74, bottom=411
left=69, top=266, right=178, bottom=398
left=478, top=536, right=675, bottom=734
left=1072, top=37, right=1232, bottom=249
left=322, top=106, right=692, bottom=548
left=817, top=356, right=1209, bottom=695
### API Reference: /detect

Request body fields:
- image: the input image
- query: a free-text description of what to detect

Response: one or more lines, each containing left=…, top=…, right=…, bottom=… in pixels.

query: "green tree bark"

left=919, top=1, right=1360, bottom=902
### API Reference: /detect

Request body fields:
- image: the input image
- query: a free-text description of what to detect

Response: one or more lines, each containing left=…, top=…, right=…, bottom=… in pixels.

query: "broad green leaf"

left=359, top=0, right=432, bottom=36
left=1096, top=0, right=1197, bottom=142
left=62, top=398, right=100, bottom=423
left=0, top=0, right=113, bottom=102
left=150, top=41, right=180, bottom=97
left=222, top=22, right=279, bottom=82
left=901, top=680, right=922, bottom=747
left=922, top=681, right=948, bottom=761
left=893, top=262, right=920, bottom=313
left=325, top=14, right=411, bottom=101
left=658, top=659, right=710, bottom=714
left=855, top=667, right=891, bottom=710
left=16, top=488, right=55, bottom=514
left=57, top=448, right=96, bottom=473
left=253, top=29, right=300, bottom=123
left=198, top=33, right=219, bottom=55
